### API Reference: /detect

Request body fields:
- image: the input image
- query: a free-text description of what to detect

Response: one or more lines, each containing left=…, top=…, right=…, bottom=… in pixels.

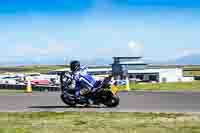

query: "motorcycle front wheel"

left=103, top=92, right=120, bottom=108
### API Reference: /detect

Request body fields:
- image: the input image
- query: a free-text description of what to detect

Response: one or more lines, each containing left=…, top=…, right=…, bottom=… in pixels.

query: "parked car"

left=28, top=79, right=50, bottom=86
left=25, top=74, right=60, bottom=86
left=0, top=76, right=21, bottom=84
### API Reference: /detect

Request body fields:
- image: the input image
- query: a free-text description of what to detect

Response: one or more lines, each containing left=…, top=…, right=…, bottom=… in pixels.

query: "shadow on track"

left=29, top=105, right=106, bottom=109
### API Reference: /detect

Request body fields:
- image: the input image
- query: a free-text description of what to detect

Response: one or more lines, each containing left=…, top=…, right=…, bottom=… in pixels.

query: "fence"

left=0, top=84, right=60, bottom=92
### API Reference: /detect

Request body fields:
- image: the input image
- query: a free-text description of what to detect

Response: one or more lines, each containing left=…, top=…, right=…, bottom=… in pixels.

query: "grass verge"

left=0, top=65, right=66, bottom=74
left=0, top=89, right=25, bottom=93
left=0, top=112, right=200, bottom=133
left=118, top=81, right=200, bottom=91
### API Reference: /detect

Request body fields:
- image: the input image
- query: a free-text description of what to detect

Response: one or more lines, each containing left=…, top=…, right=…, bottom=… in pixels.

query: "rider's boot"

left=88, top=98, right=94, bottom=105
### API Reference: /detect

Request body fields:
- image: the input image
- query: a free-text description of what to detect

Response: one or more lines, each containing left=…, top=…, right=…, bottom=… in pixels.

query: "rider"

left=69, top=60, right=97, bottom=99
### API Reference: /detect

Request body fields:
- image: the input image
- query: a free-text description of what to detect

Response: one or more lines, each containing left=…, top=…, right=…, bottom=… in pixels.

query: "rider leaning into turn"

left=69, top=60, right=97, bottom=99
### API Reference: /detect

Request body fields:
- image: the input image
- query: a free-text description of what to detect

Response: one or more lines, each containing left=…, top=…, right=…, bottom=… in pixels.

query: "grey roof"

left=112, top=56, right=142, bottom=59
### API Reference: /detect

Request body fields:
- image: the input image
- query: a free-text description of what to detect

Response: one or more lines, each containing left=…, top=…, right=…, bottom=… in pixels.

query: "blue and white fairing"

left=79, top=65, right=96, bottom=88
left=73, top=65, right=97, bottom=96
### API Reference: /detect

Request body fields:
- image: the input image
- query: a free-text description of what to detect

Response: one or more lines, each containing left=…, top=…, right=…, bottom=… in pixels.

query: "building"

left=111, top=56, right=185, bottom=83
left=112, top=56, right=148, bottom=79
left=128, top=68, right=183, bottom=83
left=49, top=56, right=193, bottom=83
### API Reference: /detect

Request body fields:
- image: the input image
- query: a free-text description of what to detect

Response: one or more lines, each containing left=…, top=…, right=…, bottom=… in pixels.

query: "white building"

left=112, top=56, right=191, bottom=83
left=128, top=68, right=183, bottom=83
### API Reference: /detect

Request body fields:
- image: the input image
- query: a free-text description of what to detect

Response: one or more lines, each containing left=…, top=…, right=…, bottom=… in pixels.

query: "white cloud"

left=128, top=40, right=144, bottom=56
left=95, top=40, right=144, bottom=57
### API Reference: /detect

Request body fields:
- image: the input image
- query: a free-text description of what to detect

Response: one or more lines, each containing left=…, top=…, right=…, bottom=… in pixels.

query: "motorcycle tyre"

left=60, top=94, right=76, bottom=107
left=103, top=92, right=120, bottom=108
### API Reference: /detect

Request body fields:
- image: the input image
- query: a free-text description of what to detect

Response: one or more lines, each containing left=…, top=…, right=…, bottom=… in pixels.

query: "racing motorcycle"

left=59, top=72, right=120, bottom=107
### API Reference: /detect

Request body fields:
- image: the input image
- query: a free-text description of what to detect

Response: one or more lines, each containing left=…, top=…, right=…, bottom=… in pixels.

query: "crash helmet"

left=70, top=60, right=80, bottom=72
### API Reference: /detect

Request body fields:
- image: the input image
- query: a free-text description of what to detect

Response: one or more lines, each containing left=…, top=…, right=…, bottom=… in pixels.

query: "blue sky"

left=0, top=0, right=200, bottom=64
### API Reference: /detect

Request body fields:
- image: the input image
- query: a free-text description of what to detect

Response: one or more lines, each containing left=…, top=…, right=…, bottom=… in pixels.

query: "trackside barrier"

left=125, top=77, right=130, bottom=91
left=0, top=84, right=61, bottom=92
left=26, top=79, right=32, bottom=93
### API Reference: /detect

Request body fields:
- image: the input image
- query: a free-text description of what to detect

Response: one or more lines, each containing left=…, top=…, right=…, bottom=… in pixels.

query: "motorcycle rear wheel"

left=60, top=94, right=76, bottom=107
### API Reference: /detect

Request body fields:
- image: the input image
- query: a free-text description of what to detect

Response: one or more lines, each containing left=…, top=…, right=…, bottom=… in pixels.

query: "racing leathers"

left=71, top=66, right=96, bottom=98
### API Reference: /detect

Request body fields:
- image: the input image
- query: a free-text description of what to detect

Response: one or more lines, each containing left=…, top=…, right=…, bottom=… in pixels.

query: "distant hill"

left=1, top=54, right=200, bottom=66
left=0, top=57, right=113, bottom=66
left=172, top=54, right=200, bottom=65
left=82, top=58, right=112, bottom=66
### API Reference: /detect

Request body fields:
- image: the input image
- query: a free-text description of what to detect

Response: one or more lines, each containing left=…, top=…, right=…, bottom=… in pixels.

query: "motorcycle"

left=59, top=72, right=120, bottom=107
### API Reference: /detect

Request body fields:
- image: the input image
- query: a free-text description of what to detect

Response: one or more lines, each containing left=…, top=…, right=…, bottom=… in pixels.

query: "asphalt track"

left=0, top=91, right=200, bottom=113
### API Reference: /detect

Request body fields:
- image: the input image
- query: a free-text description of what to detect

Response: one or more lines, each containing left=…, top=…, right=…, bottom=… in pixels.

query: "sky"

left=0, top=0, right=200, bottom=64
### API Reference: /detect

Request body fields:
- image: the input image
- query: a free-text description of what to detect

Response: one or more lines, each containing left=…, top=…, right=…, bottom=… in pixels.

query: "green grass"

left=0, top=65, right=66, bottom=74
left=183, top=65, right=200, bottom=76
left=0, top=89, right=25, bottom=93
left=0, top=112, right=199, bottom=133
left=118, top=81, right=200, bottom=91
left=184, top=71, right=200, bottom=76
